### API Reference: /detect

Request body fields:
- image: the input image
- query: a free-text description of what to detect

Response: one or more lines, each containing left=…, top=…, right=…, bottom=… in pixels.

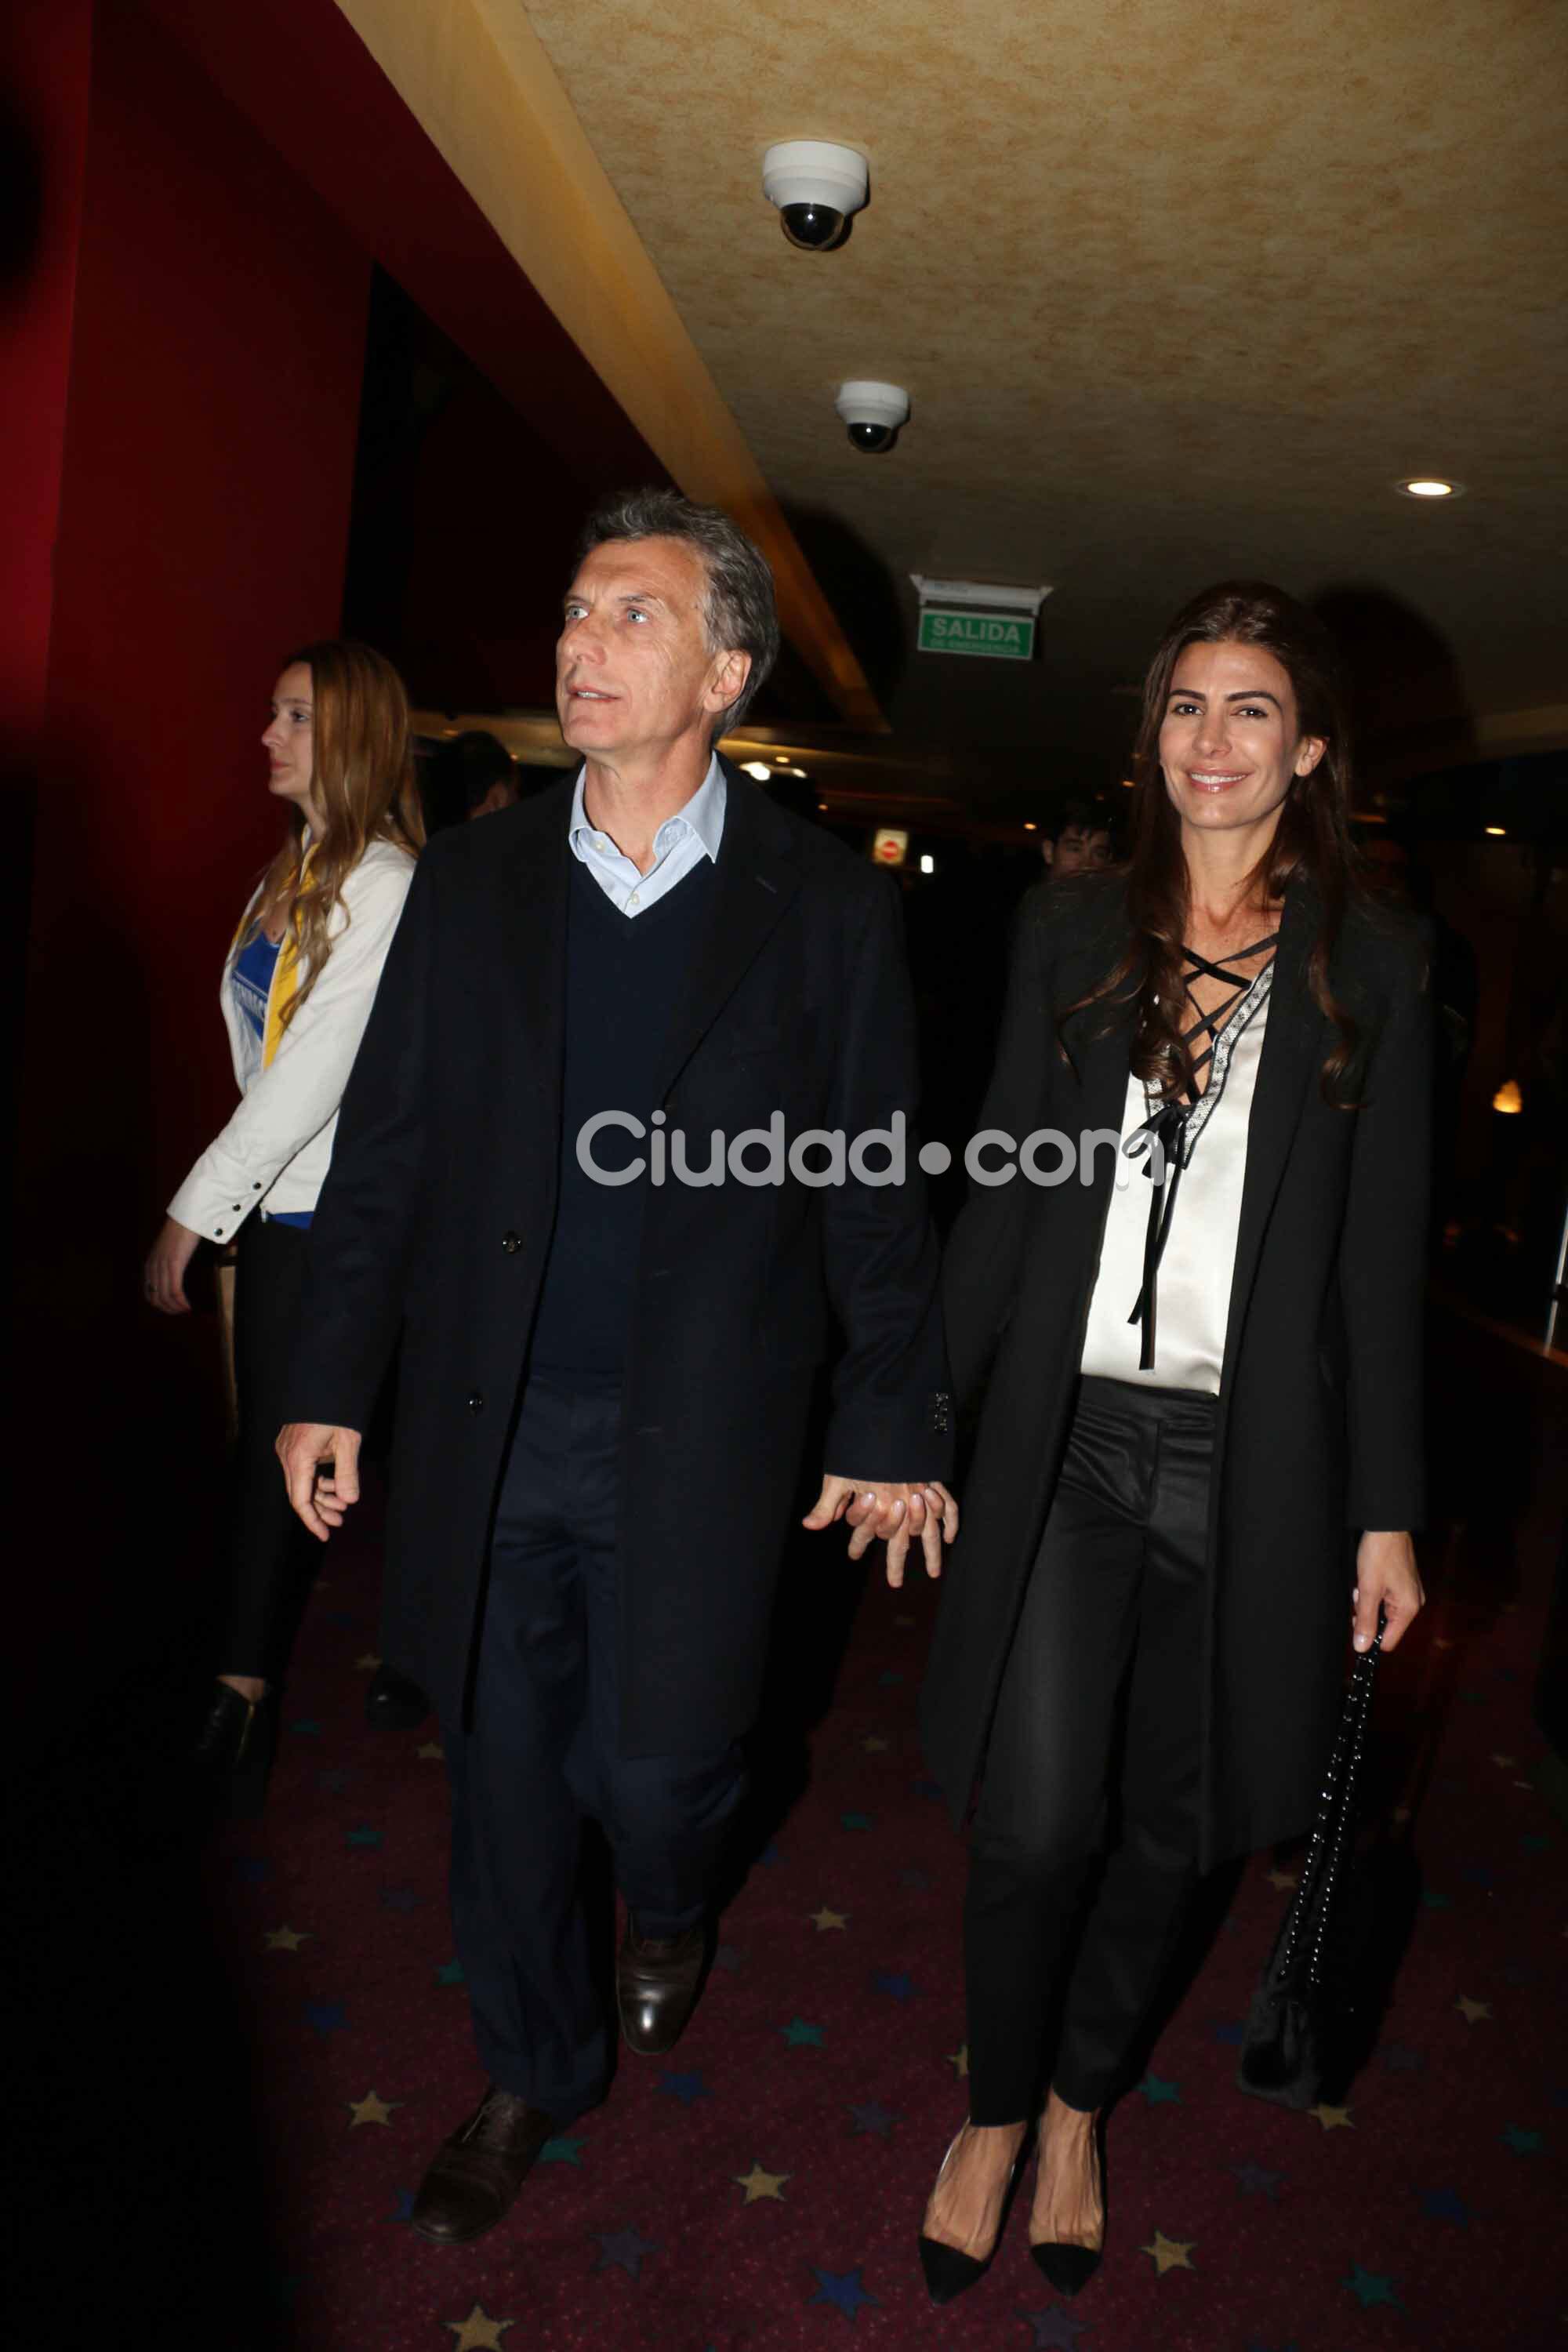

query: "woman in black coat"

left=916, top=582, right=1430, bottom=2304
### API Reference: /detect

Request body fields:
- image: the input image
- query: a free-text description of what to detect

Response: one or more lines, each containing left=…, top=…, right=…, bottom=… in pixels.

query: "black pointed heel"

left=1030, top=2240, right=1102, bottom=2296
left=1029, top=2109, right=1105, bottom=2298
left=916, top=2129, right=1025, bottom=2307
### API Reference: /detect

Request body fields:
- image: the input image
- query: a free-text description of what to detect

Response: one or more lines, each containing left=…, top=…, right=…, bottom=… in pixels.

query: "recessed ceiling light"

left=1485, top=824, right=1506, bottom=837
left=741, top=760, right=773, bottom=781
left=1022, top=821, right=1038, bottom=832
left=1395, top=477, right=1464, bottom=499
left=1120, top=777, right=1136, bottom=789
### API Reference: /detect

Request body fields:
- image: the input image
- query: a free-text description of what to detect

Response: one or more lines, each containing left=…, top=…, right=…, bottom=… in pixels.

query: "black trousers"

left=445, top=1377, right=746, bottom=2123
left=217, top=1216, right=318, bottom=1682
left=964, top=1375, right=1214, bottom=2120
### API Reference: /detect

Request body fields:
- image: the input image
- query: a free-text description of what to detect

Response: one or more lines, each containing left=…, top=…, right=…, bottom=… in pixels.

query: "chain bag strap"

left=1236, top=1625, right=1382, bottom=2108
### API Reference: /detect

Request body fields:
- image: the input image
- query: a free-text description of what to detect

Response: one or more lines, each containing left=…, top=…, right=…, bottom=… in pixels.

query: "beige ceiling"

left=517, top=0, right=1566, bottom=791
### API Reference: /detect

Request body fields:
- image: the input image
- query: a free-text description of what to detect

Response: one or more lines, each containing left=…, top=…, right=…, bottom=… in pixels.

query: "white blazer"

left=168, top=837, right=416, bottom=1242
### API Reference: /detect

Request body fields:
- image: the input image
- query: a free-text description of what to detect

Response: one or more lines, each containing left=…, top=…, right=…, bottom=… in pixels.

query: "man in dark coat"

left=278, top=490, right=956, bottom=2246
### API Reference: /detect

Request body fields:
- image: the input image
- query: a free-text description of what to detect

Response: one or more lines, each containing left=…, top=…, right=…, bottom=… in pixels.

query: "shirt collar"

left=568, top=753, right=727, bottom=864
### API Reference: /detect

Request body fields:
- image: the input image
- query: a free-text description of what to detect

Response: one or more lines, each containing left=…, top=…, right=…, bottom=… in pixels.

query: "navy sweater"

left=528, top=854, right=716, bottom=1384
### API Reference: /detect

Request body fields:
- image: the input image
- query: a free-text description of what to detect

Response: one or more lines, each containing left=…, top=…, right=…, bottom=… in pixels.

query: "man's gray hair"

left=576, top=488, right=781, bottom=739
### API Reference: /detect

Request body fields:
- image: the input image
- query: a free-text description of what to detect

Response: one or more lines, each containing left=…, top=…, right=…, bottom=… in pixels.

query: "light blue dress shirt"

left=568, top=755, right=727, bottom=916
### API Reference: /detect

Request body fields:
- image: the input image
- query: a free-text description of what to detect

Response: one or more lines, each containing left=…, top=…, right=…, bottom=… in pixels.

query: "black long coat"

left=288, top=764, right=951, bottom=1751
left=920, top=875, right=1431, bottom=1869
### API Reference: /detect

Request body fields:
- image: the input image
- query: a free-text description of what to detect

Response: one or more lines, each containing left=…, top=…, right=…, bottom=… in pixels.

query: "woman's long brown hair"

left=248, top=640, right=423, bottom=1025
left=1068, top=580, right=1361, bottom=1104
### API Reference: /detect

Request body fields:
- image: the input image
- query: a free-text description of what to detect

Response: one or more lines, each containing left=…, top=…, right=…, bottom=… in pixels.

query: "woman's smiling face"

left=1158, top=639, right=1325, bottom=840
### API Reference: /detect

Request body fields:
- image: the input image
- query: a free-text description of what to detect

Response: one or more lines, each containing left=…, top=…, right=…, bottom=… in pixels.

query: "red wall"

left=16, top=0, right=371, bottom=1686
left=1, top=1, right=93, bottom=742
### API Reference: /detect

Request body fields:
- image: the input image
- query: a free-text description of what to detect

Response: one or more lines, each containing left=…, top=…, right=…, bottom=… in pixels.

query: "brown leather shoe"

left=410, top=2087, right=557, bottom=2245
left=616, top=1918, right=709, bottom=2056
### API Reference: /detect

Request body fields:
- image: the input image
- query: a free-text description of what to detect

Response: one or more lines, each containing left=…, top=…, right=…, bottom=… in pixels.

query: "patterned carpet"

left=209, top=1381, right=1563, bottom=2352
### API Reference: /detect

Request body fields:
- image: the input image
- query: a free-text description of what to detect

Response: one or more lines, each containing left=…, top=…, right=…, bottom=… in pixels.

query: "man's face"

left=556, top=535, right=748, bottom=764
left=1046, top=823, right=1113, bottom=877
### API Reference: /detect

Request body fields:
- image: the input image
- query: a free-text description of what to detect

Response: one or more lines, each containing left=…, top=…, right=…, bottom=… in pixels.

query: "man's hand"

left=803, top=1476, right=960, bottom=1588
left=1352, top=1530, right=1425, bottom=1655
left=143, top=1216, right=201, bottom=1315
left=278, top=1422, right=363, bottom=1543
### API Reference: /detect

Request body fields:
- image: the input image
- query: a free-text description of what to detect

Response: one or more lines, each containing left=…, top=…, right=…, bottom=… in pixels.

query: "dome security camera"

left=835, top=380, right=909, bottom=455
left=762, top=140, right=869, bottom=252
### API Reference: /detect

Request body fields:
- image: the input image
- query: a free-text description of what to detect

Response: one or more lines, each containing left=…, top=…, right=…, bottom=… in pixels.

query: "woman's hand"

left=1352, top=1530, right=1425, bottom=1655
left=144, top=1215, right=201, bottom=1314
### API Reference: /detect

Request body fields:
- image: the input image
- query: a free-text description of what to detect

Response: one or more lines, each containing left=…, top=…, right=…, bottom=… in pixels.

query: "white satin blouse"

left=1078, top=967, right=1273, bottom=1396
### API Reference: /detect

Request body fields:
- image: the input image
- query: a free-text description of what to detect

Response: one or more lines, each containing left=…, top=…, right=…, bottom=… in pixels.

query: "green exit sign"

left=917, top=607, right=1035, bottom=660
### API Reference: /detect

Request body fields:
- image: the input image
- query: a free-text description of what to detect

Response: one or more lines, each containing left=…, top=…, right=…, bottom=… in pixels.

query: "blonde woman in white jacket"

left=145, top=641, right=422, bottom=1793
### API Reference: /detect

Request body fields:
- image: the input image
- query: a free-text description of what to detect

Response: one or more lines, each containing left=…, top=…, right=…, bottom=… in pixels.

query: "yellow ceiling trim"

left=332, top=0, right=885, bottom=731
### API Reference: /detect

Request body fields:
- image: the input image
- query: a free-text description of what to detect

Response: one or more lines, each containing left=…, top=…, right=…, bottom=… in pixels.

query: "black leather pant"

left=964, top=1375, right=1214, bottom=2120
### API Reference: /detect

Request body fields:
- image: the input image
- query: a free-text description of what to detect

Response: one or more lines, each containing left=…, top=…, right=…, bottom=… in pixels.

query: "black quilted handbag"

left=1236, top=1628, right=1383, bottom=2109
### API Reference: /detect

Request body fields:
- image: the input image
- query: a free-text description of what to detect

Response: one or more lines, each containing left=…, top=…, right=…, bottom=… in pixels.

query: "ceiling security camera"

left=762, top=140, right=869, bottom=252
left=835, top=380, right=909, bottom=454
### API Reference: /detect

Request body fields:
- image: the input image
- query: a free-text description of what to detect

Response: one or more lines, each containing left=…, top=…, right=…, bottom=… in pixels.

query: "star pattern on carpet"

left=1014, top=2307, right=1091, bottom=2349
left=840, top=1812, right=873, bottom=1831
left=1455, top=1994, right=1492, bottom=2023
left=417, top=1740, right=444, bottom=1759
left=1308, top=2103, right=1354, bottom=2130
left=1380, top=2042, right=1425, bottom=2071
left=872, top=1969, right=917, bottom=2001
left=263, top=1925, right=312, bottom=1951
left=1142, top=2228, right=1196, bottom=2274
left=1231, top=2161, right=1283, bottom=2198
left=658, top=2069, right=711, bottom=2105
left=1266, top=1867, right=1298, bottom=1890
left=305, top=2000, right=347, bottom=2037
left=1138, top=2072, right=1181, bottom=2105
left=1417, top=2186, right=1469, bottom=2223
left=379, top=1886, right=421, bottom=1912
left=811, top=2266, right=880, bottom=2320
left=444, top=2303, right=511, bottom=2349
left=811, top=1907, right=849, bottom=1932
left=355, top=1653, right=383, bottom=1670
left=848, top=2102, right=901, bottom=2136
left=780, top=2016, right=825, bottom=2048
left=1343, top=2263, right=1402, bottom=2310
left=346, top=1826, right=382, bottom=1848
left=435, top=1958, right=464, bottom=1987
left=388, top=2188, right=415, bottom=2223
left=862, top=1736, right=889, bottom=1753
left=593, top=2225, right=659, bottom=2278
left=947, top=2044, right=970, bottom=2078
left=539, top=2136, right=583, bottom=2165
left=347, top=2089, right=401, bottom=2127
left=713, top=1944, right=742, bottom=1972
left=733, top=2159, right=789, bottom=2203
left=1501, top=2125, right=1542, bottom=2154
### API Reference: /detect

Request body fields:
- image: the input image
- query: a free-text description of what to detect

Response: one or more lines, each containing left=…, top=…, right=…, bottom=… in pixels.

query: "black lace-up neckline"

left=1123, top=931, right=1279, bottom=1372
